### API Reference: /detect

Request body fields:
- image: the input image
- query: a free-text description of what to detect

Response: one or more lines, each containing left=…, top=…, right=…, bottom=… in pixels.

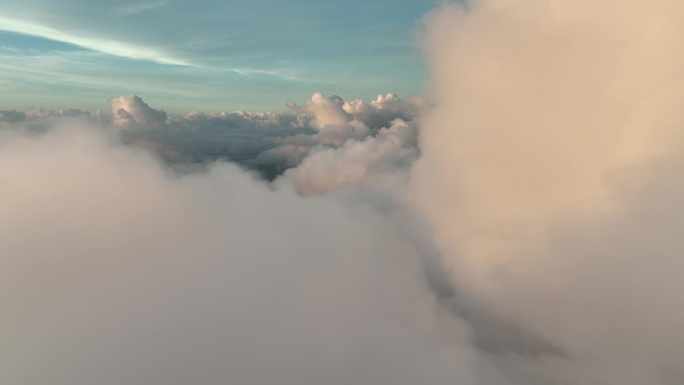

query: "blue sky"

left=0, top=0, right=438, bottom=113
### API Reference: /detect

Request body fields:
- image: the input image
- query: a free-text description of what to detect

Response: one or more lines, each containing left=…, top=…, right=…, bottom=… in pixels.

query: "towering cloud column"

left=411, top=0, right=684, bottom=383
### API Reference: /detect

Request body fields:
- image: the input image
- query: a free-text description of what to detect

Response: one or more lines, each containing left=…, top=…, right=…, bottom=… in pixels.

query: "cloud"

left=1, top=93, right=423, bottom=180
left=0, top=107, right=105, bottom=134
left=110, top=95, right=168, bottom=129
left=6, top=2, right=684, bottom=379
left=410, top=0, right=684, bottom=383
left=126, top=106, right=313, bottom=169
left=0, top=109, right=27, bottom=123
left=343, top=93, right=427, bottom=130
left=0, top=123, right=477, bottom=385
left=22, top=107, right=100, bottom=120
left=113, top=0, right=170, bottom=17
left=249, top=144, right=311, bottom=170
left=284, top=119, right=419, bottom=195
left=288, top=93, right=353, bottom=129
left=0, top=15, right=191, bottom=65
left=287, top=93, right=370, bottom=145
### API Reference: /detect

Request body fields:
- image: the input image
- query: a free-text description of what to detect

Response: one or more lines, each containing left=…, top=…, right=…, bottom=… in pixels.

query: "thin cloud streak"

left=113, top=0, right=171, bottom=17
left=0, top=15, right=191, bottom=66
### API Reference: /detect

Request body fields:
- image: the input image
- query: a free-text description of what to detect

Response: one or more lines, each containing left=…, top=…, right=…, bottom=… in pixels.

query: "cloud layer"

left=0, top=92, right=424, bottom=184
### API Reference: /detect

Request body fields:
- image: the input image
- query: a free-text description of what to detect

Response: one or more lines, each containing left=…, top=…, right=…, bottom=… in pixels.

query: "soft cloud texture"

left=343, top=93, right=426, bottom=130
left=1, top=92, right=424, bottom=182
left=287, top=93, right=371, bottom=145
left=2, top=0, right=684, bottom=383
left=111, top=95, right=168, bottom=129
left=0, top=123, right=476, bottom=385
left=284, top=119, right=419, bottom=195
left=411, top=0, right=684, bottom=383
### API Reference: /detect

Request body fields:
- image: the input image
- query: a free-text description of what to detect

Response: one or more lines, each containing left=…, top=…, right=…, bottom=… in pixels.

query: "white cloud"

left=284, top=119, right=418, bottom=195
left=287, top=93, right=370, bottom=145
left=288, top=93, right=353, bottom=129
left=0, top=124, right=477, bottom=385
left=0, top=15, right=191, bottom=65
left=343, top=93, right=427, bottom=130
left=110, top=95, right=168, bottom=129
left=1, top=92, right=423, bottom=182
left=410, top=0, right=684, bottom=383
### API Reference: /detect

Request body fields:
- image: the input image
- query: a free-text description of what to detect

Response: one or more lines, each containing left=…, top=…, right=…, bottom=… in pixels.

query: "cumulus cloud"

left=410, top=0, right=684, bottom=383
left=284, top=119, right=419, bottom=195
left=288, top=93, right=352, bottom=129
left=2, top=92, right=424, bottom=181
left=266, top=93, right=425, bottom=189
left=285, top=92, right=425, bottom=145
left=111, top=95, right=168, bottom=129
left=287, top=93, right=370, bottom=145
left=175, top=109, right=306, bottom=132
left=343, top=93, right=427, bottom=130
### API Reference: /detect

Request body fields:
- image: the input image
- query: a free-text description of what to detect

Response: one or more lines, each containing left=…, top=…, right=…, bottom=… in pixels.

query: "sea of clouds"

left=2, top=0, right=683, bottom=384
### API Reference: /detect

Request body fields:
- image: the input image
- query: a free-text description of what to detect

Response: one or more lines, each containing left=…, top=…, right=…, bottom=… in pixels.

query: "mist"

left=0, top=123, right=477, bottom=384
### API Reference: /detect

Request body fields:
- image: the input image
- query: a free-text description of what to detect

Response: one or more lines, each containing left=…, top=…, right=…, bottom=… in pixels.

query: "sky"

left=0, top=0, right=437, bottom=113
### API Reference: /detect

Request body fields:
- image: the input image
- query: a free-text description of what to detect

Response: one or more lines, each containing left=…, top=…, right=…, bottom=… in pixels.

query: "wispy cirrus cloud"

left=0, top=15, right=191, bottom=66
left=112, top=0, right=171, bottom=17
